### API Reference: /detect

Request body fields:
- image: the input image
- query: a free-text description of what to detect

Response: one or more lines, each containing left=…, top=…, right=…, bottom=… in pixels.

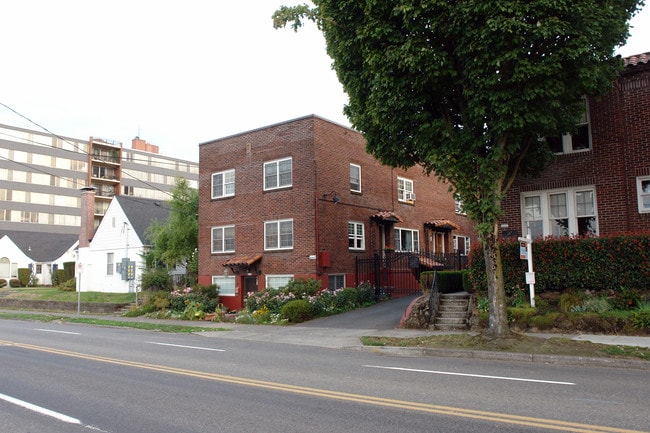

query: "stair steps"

left=433, top=292, right=472, bottom=331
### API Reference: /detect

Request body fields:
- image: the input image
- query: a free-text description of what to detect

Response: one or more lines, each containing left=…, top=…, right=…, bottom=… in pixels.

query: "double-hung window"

left=637, top=176, right=650, bottom=213
left=397, top=177, right=415, bottom=202
left=547, top=99, right=591, bottom=153
left=266, top=274, right=293, bottom=289
left=212, top=169, right=235, bottom=199
left=522, top=187, right=598, bottom=238
left=453, top=235, right=471, bottom=255
left=265, top=219, right=293, bottom=250
left=348, top=222, right=365, bottom=250
left=394, top=228, right=419, bottom=252
left=264, top=157, right=292, bottom=190
left=350, top=164, right=361, bottom=193
left=211, top=225, right=235, bottom=253
left=106, top=253, right=114, bottom=275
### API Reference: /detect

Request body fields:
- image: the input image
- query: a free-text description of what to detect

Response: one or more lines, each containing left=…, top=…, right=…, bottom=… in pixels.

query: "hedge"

left=420, top=271, right=469, bottom=294
left=467, top=234, right=650, bottom=294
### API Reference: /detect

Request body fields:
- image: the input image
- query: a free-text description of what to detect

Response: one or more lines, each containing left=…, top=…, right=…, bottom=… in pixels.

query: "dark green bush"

left=59, top=278, right=76, bottom=291
left=467, top=234, right=650, bottom=294
left=508, top=307, right=537, bottom=329
left=528, top=312, right=560, bottom=330
left=559, top=292, right=582, bottom=312
left=280, top=299, right=313, bottom=323
left=18, top=268, right=30, bottom=287
left=0, top=279, right=6, bottom=288
left=53, top=269, right=68, bottom=287
left=631, top=311, right=650, bottom=330
left=63, top=261, right=75, bottom=281
left=9, top=278, right=22, bottom=287
left=283, top=278, right=321, bottom=297
left=437, top=271, right=464, bottom=293
left=140, top=268, right=172, bottom=291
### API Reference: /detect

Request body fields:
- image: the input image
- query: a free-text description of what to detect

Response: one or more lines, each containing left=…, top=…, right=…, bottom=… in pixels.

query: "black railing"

left=356, top=251, right=468, bottom=299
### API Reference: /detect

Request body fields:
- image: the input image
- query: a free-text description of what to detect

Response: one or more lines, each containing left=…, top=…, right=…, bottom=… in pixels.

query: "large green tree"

left=274, top=0, right=642, bottom=336
left=146, top=177, right=199, bottom=282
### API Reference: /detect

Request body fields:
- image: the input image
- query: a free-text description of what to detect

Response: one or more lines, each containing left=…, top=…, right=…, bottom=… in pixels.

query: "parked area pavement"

left=2, top=296, right=649, bottom=369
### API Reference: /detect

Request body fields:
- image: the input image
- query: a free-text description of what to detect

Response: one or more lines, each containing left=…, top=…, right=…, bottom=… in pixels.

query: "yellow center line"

left=2, top=339, right=646, bottom=433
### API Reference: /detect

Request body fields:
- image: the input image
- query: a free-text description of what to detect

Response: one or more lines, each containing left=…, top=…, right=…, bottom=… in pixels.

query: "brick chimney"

left=79, top=186, right=96, bottom=248
left=131, top=136, right=159, bottom=154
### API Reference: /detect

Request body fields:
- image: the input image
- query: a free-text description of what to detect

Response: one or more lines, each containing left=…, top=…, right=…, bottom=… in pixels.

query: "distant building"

left=197, top=115, right=476, bottom=310
left=0, top=123, right=198, bottom=236
left=500, top=52, right=650, bottom=238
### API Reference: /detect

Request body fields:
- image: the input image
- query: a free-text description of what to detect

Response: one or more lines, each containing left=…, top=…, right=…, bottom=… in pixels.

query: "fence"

left=355, top=251, right=467, bottom=299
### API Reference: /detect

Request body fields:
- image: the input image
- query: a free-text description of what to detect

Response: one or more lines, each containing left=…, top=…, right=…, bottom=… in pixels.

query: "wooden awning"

left=424, top=219, right=460, bottom=231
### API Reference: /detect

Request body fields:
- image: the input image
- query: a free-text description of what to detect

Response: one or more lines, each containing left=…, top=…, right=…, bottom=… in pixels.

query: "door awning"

left=370, top=211, right=402, bottom=223
left=223, top=254, right=262, bottom=267
left=424, top=219, right=460, bottom=231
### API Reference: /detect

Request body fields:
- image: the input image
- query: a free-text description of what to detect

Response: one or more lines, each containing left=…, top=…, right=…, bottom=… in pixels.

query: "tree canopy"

left=146, top=177, right=198, bottom=280
left=274, top=0, right=642, bottom=335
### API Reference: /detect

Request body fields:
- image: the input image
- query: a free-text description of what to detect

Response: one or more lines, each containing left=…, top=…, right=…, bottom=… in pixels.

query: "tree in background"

left=274, top=0, right=642, bottom=336
left=146, top=178, right=198, bottom=284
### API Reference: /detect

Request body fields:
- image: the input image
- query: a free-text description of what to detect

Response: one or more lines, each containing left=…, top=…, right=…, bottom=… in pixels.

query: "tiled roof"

left=623, top=52, right=650, bottom=67
left=223, top=254, right=263, bottom=267
left=370, top=211, right=402, bottom=223
left=425, top=219, right=460, bottom=230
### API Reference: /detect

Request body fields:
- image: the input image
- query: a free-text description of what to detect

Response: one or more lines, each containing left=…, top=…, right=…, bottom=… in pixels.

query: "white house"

left=77, top=195, right=169, bottom=293
left=0, top=231, right=77, bottom=286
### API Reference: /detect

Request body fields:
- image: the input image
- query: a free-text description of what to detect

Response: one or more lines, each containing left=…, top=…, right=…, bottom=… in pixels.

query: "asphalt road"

left=1, top=318, right=648, bottom=433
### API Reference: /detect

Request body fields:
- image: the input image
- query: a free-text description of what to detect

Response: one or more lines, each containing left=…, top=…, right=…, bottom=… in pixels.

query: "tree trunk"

left=482, top=223, right=509, bottom=337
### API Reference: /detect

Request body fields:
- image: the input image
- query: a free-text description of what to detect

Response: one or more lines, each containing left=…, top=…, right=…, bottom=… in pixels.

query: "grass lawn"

left=0, top=286, right=135, bottom=303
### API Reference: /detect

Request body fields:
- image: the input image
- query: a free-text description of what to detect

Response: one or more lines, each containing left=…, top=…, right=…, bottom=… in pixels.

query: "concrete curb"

left=346, top=345, right=650, bottom=370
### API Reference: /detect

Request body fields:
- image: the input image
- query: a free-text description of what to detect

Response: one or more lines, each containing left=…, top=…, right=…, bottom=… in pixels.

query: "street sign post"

left=518, top=233, right=536, bottom=307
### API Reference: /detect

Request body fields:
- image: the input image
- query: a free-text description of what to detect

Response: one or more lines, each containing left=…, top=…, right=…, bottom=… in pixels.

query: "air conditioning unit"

left=405, top=192, right=416, bottom=201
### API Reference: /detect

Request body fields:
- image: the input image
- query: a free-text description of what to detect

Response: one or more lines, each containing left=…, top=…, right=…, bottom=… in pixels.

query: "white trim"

left=350, top=163, right=361, bottom=193
left=397, top=177, right=414, bottom=202
left=636, top=176, right=650, bottom=213
left=211, top=225, right=235, bottom=253
left=211, top=169, right=235, bottom=199
left=212, top=275, right=236, bottom=296
left=266, top=274, right=293, bottom=289
left=264, top=219, right=293, bottom=250
left=263, top=157, right=292, bottom=191
left=348, top=221, right=365, bottom=250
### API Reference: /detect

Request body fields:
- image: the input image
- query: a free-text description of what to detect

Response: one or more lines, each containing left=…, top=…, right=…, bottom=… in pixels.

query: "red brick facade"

left=501, top=53, right=650, bottom=239
left=198, top=116, right=475, bottom=310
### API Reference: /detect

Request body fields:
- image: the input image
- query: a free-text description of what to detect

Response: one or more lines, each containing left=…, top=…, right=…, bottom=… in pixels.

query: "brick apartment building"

left=198, top=115, right=475, bottom=310
left=500, top=52, right=650, bottom=239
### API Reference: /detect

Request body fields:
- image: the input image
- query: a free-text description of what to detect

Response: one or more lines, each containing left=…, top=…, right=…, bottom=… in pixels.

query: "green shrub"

left=140, top=268, right=171, bottom=291
left=630, top=301, right=650, bottom=329
left=0, top=279, right=6, bottom=288
left=59, top=278, right=76, bottom=291
left=528, top=312, right=561, bottom=330
left=508, top=307, right=537, bottom=329
left=18, top=268, right=30, bottom=287
left=571, top=297, right=612, bottom=313
left=437, top=271, right=464, bottom=293
left=559, top=292, right=582, bottom=312
left=419, top=271, right=435, bottom=294
left=53, top=269, right=68, bottom=287
left=280, top=299, right=313, bottom=323
left=610, top=286, right=641, bottom=310
left=9, top=278, right=22, bottom=288
left=63, top=261, right=75, bottom=281
left=283, top=278, right=321, bottom=297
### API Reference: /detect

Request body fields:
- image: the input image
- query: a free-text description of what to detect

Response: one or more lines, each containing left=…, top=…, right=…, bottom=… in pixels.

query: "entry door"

left=244, top=276, right=258, bottom=294
left=434, top=232, right=445, bottom=254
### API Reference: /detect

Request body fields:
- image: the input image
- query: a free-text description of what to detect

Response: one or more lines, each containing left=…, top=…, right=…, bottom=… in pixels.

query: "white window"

left=266, top=274, right=293, bottom=289
left=637, top=176, right=650, bottom=213
left=394, top=228, right=419, bottom=252
left=211, top=226, right=235, bottom=253
left=348, top=222, right=365, bottom=250
left=547, top=99, right=591, bottom=153
left=453, top=235, right=471, bottom=255
left=522, top=187, right=598, bottom=238
left=350, top=164, right=361, bottom=193
left=397, top=177, right=414, bottom=202
left=264, top=157, right=292, bottom=190
left=211, top=169, right=235, bottom=199
left=106, top=253, right=114, bottom=275
left=328, top=274, right=345, bottom=290
left=212, top=275, right=236, bottom=296
left=265, top=219, right=293, bottom=250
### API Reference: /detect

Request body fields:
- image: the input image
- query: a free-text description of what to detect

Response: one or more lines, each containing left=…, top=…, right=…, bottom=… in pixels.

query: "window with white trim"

left=212, top=169, right=235, bottom=199
left=397, top=177, right=414, bottom=202
left=348, top=222, right=365, bottom=250
left=637, top=176, right=650, bottom=213
left=264, top=157, right=292, bottom=190
left=350, top=164, right=361, bottom=193
left=547, top=99, right=591, bottom=153
left=212, top=275, right=236, bottom=296
left=106, top=253, right=114, bottom=275
left=394, top=227, right=419, bottom=252
left=453, top=235, right=471, bottom=255
left=264, top=219, right=293, bottom=250
left=522, top=187, right=598, bottom=238
left=266, top=274, right=293, bottom=289
left=211, top=225, right=235, bottom=253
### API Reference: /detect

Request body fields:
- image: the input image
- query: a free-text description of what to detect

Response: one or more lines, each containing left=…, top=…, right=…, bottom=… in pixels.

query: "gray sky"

left=1, top=1, right=648, bottom=162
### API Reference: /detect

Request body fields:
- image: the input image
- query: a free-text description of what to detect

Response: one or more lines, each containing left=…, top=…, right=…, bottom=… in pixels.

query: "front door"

left=244, top=276, right=258, bottom=294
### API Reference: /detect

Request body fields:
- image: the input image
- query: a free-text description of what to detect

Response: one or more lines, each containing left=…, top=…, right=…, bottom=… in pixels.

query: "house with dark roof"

left=500, top=52, right=650, bottom=239
left=197, top=115, right=476, bottom=311
left=0, top=231, right=77, bottom=286
left=77, top=194, right=169, bottom=293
